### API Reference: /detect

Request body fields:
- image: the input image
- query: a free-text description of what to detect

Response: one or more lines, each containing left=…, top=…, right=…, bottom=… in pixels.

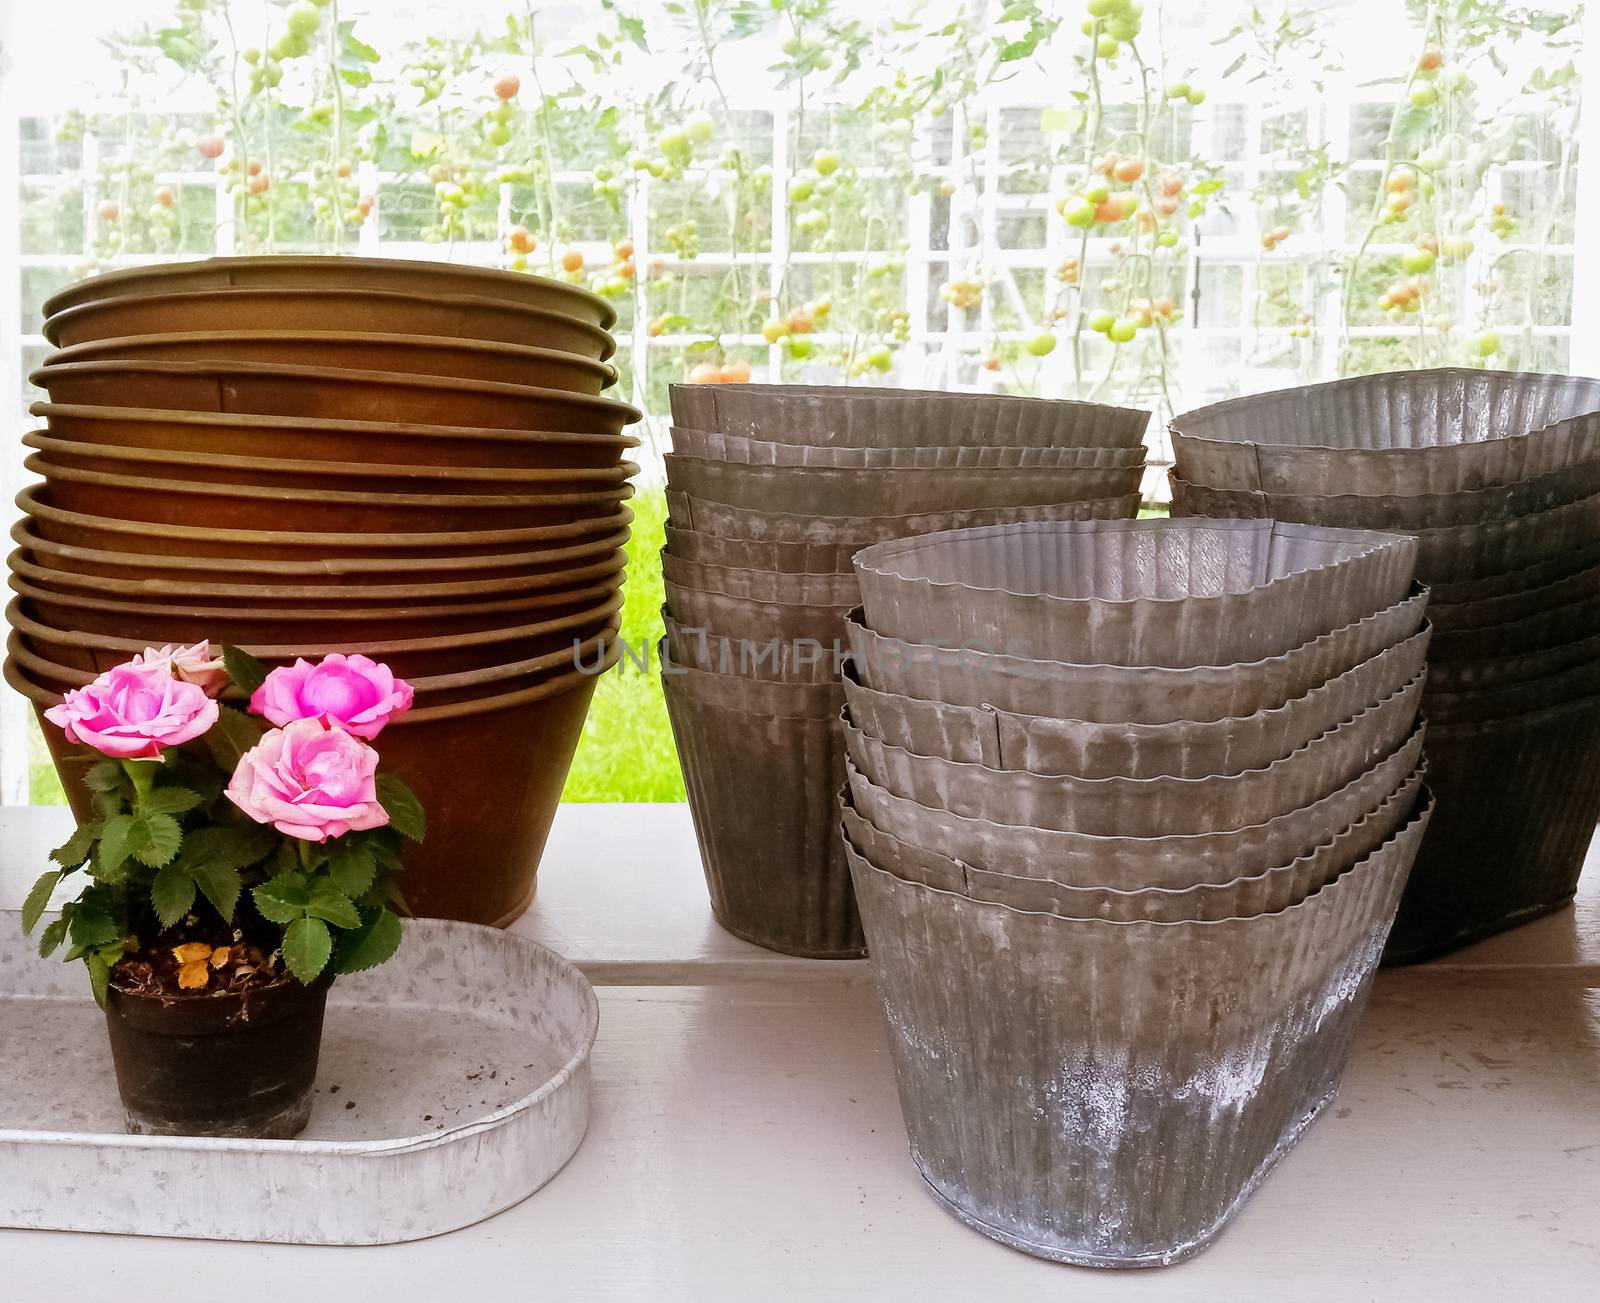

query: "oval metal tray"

left=0, top=916, right=598, bottom=1245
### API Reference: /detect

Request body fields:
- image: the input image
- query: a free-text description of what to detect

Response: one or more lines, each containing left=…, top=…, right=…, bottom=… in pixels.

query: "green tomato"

left=1026, top=333, right=1057, bottom=357
left=1441, top=235, right=1474, bottom=262
left=1186, top=87, right=1206, bottom=105
left=1087, top=310, right=1116, bottom=333
left=286, top=4, right=322, bottom=38
left=659, top=128, right=692, bottom=164
left=1096, top=33, right=1119, bottom=58
left=1084, top=181, right=1110, bottom=204
left=242, top=47, right=261, bottom=64
left=1165, top=80, right=1190, bottom=100
left=1401, top=248, right=1436, bottom=274
left=814, top=148, right=842, bottom=176
left=1473, top=330, right=1500, bottom=357
left=788, top=175, right=816, bottom=203
left=1087, top=0, right=1115, bottom=14
left=787, top=336, right=814, bottom=360
left=1410, top=83, right=1440, bottom=108
left=1108, top=317, right=1138, bottom=343
left=867, top=345, right=894, bottom=371
left=1105, top=14, right=1140, bottom=40
left=1061, top=197, right=1096, bottom=228
left=489, top=122, right=512, bottom=147
left=686, top=110, right=716, bottom=144
left=817, top=175, right=839, bottom=196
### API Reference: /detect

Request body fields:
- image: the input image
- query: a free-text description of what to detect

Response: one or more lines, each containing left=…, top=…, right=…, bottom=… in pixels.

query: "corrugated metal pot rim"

left=1167, top=366, right=1600, bottom=449
left=842, top=790, right=1430, bottom=932
left=840, top=771, right=1430, bottom=913
left=852, top=517, right=1416, bottom=608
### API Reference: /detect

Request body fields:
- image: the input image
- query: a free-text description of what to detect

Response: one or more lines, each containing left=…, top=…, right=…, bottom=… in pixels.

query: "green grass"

left=559, top=487, right=684, bottom=802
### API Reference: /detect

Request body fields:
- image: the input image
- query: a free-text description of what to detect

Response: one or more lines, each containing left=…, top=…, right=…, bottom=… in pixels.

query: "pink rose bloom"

left=226, top=717, right=390, bottom=842
left=44, top=659, right=219, bottom=761
left=132, top=640, right=230, bottom=698
left=250, top=653, right=414, bottom=740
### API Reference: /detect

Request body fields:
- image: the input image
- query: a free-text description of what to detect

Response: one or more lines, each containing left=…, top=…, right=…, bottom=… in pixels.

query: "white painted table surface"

left=2, top=803, right=1598, bottom=1297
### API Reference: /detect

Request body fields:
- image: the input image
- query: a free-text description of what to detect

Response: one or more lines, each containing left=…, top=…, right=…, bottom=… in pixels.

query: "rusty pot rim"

left=32, top=401, right=641, bottom=451
left=10, top=515, right=631, bottom=580
left=42, top=254, right=617, bottom=331
left=7, top=564, right=625, bottom=622
left=5, top=590, right=624, bottom=659
left=21, top=431, right=639, bottom=487
left=47, top=329, right=619, bottom=386
left=23, top=455, right=636, bottom=511
left=30, top=358, right=643, bottom=425
left=16, top=483, right=634, bottom=551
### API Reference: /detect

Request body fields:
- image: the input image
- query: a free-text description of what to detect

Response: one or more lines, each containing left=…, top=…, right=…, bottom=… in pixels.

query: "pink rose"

left=226, top=717, right=390, bottom=842
left=132, top=640, right=229, bottom=698
left=44, top=659, right=220, bottom=761
left=250, top=653, right=414, bottom=740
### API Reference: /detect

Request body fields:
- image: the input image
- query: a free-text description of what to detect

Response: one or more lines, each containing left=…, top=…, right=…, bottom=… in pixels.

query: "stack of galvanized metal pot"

left=5, top=256, right=640, bottom=927
left=839, top=517, right=1430, bottom=1265
left=1169, top=368, right=1600, bottom=961
left=659, top=384, right=1149, bottom=957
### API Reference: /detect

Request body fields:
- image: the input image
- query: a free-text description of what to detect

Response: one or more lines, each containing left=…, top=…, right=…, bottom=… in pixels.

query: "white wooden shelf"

left=1, top=802, right=1597, bottom=1296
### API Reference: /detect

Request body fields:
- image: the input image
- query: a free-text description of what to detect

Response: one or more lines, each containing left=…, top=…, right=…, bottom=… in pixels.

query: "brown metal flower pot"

left=22, top=431, right=637, bottom=496
left=8, top=568, right=624, bottom=645
left=6, top=589, right=623, bottom=678
left=43, top=287, right=617, bottom=360
left=10, top=541, right=624, bottom=608
left=18, top=484, right=633, bottom=562
left=8, top=649, right=618, bottom=927
left=35, top=403, right=639, bottom=471
left=30, top=360, right=640, bottom=436
left=24, top=458, right=633, bottom=534
left=12, top=520, right=631, bottom=596
left=49, top=330, right=617, bottom=395
left=106, top=972, right=332, bottom=1139
left=43, top=254, right=617, bottom=330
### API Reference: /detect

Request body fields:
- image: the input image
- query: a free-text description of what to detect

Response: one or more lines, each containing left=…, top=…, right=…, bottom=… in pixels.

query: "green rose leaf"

left=125, top=813, right=183, bottom=869
left=97, top=814, right=135, bottom=879
left=222, top=644, right=272, bottom=697
left=50, top=821, right=102, bottom=871
left=69, top=907, right=120, bottom=951
left=305, top=879, right=362, bottom=930
left=21, top=870, right=63, bottom=934
left=84, top=760, right=125, bottom=793
left=327, top=839, right=378, bottom=898
left=253, top=871, right=311, bottom=924
left=85, top=953, right=111, bottom=1010
left=37, top=916, right=69, bottom=960
left=333, top=907, right=403, bottom=975
left=206, top=704, right=266, bottom=772
left=282, top=916, right=333, bottom=984
left=141, top=786, right=203, bottom=817
left=191, top=863, right=244, bottom=924
left=375, top=772, right=426, bottom=843
left=151, top=863, right=198, bottom=929
left=178, top=822, right=278, bottom=875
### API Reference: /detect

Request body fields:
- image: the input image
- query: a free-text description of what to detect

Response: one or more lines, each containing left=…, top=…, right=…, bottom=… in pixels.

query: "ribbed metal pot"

left=664, top=453, right=1145, bottom=516
left=846, top=799, right=1430, bottom=1267
left=1428, top=589, right=1600, bottom=663
left=664, top=526, right=858, bottom=576
left=844, top=724, right=1425, bottom=892
left=842, top=675, right=1422, bottom=836
left=841, top=770, right=1426, bottom=922
left=1422, top=658, right=1600, bottom=726
left=853, top=519, right=1418, bottom=668
left=846, top=586, right=1429, bottom=723
left=1384, top=692, right=1600, bottom=963
left=842, top=625, right=1430, bottom=778
left=664, top=611, right=848, bottom=685
left=661, top=552, right=860, bottom=606
left=664, top=579, right=853, bottom=645
left=662, top=662, right=863, bottom=959
left=665, top=490, right=1141, bottom=546
left=668, top=383, right=1150, bottom=449
left=669, top=427, right=1146, bottom=469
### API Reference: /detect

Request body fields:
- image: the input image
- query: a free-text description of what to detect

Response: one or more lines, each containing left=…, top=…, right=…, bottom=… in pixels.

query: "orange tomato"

left=689, top=363, right=722, bottom=384
left=719, top=359, right=752, bottom=384
left=561, top=249, right=584, bottom=273
left=1113, top=158, right=1145, bottom=183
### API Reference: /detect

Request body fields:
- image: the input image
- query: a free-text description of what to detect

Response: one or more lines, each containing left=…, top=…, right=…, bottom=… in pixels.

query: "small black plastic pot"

left=105, top=972, right=333, bottom=1139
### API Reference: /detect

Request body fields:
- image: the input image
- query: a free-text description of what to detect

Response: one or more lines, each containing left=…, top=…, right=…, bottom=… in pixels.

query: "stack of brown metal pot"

left=5, top=255, right=641, bottom=927
left=1169, top=368, right=1600, bottom=961
left=659, top=383, right=1149, bottom=957
left=838, top=517, right=1431, bottom=1266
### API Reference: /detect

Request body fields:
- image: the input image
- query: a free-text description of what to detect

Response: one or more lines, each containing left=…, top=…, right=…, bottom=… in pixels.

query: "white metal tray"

left=0, top=913, right=598, bottom=1244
